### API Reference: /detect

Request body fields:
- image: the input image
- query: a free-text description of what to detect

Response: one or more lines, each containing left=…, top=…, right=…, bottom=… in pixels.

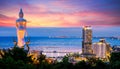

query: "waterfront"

left=0, top=37, right=120, bottom=49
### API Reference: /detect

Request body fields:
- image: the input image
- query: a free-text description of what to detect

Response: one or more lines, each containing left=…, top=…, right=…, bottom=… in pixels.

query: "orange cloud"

left=0, top=7, right=120, bottom=27
left=25, top=10, right=120, bottom=27
left=0, top=14, right=16, bottom=27
left=0, top=0, right=120, bottom=27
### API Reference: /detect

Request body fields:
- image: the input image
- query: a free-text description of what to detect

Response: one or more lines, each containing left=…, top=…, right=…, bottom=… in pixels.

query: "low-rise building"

left=92, top=39, right=112, bottom=59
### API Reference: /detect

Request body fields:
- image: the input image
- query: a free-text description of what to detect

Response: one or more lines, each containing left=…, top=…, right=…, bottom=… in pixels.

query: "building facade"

left=82, top=26, right=93, bottom=55
left=92, top=39, right=111, bottom=58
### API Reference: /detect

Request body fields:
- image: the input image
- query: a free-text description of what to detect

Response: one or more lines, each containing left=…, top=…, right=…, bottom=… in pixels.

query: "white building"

left=92, top=39, right=111, bottom=58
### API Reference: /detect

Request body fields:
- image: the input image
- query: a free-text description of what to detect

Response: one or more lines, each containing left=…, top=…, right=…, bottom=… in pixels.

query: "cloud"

left=0, top=9, right=120, bottom=27
left=0, top=14, right=16, bottom=27
left=0, top=0, right=120, bottom=27
left=26, top=10, right=120, bottom=27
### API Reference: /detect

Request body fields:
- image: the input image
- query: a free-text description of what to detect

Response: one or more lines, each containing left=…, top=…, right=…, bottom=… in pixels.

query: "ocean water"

left=0, top=37, right=120, bottom=49
left=0, top=37, right=120, bottom=57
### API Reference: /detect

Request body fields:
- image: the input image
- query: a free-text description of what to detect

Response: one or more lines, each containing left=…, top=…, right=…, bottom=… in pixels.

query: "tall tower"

left=82, top=26, right=93, bottom=55
left=16, top=8, right=27, bottom=48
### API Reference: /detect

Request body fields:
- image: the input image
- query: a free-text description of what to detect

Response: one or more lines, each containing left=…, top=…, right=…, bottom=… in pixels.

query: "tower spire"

left=19, top=8, right=24, bottom=18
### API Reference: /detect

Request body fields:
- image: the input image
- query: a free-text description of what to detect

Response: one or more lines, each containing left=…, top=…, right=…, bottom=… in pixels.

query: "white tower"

left=16, top=8, right=27, bottom=48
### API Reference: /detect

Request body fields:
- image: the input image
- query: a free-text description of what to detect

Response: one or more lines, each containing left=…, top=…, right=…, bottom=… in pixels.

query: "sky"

left=0, top=0, right=120, bottom=36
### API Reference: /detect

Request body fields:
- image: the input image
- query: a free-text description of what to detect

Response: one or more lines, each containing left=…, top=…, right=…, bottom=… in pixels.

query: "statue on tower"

left=16, top=8, right=27, bottom=48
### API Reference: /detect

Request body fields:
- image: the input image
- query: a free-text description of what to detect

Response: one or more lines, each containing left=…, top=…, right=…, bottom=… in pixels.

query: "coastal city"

left=0, top=0, right=120, bottom=69
left=0, top=8, right=120, bottom=69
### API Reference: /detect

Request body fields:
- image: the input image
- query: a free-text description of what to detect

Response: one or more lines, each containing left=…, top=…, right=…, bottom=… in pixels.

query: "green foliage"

left=0, top=56, right=35, bottom=69
left=95, top=60, right=109, bottom=69
left=74, top=60, right=92, bottom=69
left=62, top=56, right=69, bottom=63
left=38, top=54, right=46, bottom=63
left=52, top=61, right=73, bottom=69
left=110, top=52, right=120, bottom=69
left=110, top=52, right=120, bottom=63
left=37, top=61, right=53, bottom=69
left=111, top=61, right=120, bottom=69
left=0, top=47, right=35, bottom=69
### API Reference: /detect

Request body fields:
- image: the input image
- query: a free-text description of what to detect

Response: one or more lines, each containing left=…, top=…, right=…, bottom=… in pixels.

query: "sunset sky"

left=0, top=0, right=120, bottom=36
left=0, top=0, right=120, bottom=27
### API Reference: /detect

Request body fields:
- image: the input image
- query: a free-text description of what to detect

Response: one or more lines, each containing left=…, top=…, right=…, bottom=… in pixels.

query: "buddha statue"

left=16, top=8, right=27, bottom=48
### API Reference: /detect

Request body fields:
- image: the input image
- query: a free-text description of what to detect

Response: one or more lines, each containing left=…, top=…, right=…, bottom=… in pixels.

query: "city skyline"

left=0, top=1, right=120, bottom=68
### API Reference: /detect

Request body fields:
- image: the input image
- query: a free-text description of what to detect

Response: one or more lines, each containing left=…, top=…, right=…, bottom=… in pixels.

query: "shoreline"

left=0, top=46, right=82, bottom=57
left=29, top=46, right=82, bottom=57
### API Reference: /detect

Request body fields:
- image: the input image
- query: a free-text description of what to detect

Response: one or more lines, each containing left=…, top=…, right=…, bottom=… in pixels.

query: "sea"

left=0, top=37, right=120, bottom=57
left=0, top=36, right=120, bottom=48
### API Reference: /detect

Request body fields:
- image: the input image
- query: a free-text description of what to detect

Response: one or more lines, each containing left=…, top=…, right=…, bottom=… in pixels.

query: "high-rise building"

left=82, top=26, right=93, bottom=55
left=92, top=39, right=111, bottom=58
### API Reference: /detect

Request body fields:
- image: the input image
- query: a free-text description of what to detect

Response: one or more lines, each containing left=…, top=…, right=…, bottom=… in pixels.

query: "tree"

left=74, top=60, right=92, bottom=69
left=110, top=52, right=120, bottom=69
left=0, top=47, right=35, bottom=69
left=95, top=60, right=109, bottom=69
